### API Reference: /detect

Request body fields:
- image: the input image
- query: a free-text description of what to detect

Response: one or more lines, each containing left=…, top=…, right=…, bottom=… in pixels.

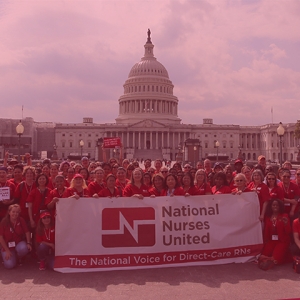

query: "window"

left=70, top=142, right=72, bottom=148
left=205, top=134, right=208, bottom=137
left=205, top=143, right=208, bottom=148
left=88, top=142, right=91, bottom=148
left=70, top=134, right=73, bottom=137
left=62, top=142, right=65, bottom=148
left=79, top=134, right=82, bottom=137
left=88, top=134, right=91, bottom=137
left=62, top=134, right=65, bottom=137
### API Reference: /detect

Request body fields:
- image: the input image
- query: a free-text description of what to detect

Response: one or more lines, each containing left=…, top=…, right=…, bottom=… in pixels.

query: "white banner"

left=54, top=192, right=263, bottom=273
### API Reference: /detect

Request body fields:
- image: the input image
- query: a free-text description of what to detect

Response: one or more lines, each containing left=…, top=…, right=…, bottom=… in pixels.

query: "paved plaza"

left=1, top=258, right=300, bottom=300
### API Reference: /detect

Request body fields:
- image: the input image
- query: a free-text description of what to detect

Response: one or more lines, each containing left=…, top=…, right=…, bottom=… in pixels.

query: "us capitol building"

left=0, top=32, right=299, bottom=163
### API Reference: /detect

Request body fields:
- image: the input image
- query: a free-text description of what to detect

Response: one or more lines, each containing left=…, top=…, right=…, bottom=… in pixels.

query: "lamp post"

left=16, top=120, right=24, bottom=163
left=215, top=140, right=220, bottom=162
left=277, top=122, right=285, bottom=167
left=193, top=146, right=197, bottom=167
left=297, top=144, right=300, bottom=162
left=52, top=143, right=58, bottom=160
left=79, top=140, right=84, bottom=158
left=238, top=144, right=243, bottom=160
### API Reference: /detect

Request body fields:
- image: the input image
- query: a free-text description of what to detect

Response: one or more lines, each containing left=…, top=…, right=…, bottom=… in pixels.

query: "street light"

left=277, top=122, right=285, bottom=166
left=193, top=146, right=197, bottom=167
left=297, top=144, right=300, bottom=162
left=79, top=140, right=84, bottom=158
left=16, top=120, right=24, bottom=163
left=238, top=144, right=243, bottom=160
left=215, top=140, right=220, bottom=162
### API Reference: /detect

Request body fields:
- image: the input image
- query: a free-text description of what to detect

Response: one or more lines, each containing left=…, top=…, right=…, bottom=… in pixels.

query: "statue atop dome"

left=147, top=28, right=152, bottom=44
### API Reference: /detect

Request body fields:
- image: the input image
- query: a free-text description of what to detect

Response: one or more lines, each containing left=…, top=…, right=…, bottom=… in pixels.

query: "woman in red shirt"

left=231, top=174, right=252, bottom=194
left=0, top=204, right=32, bottom=269
left=63, top=174, right=90, bottom=199
left=194, top=169, right=212, bottom=195
left=123, top=168, right=150, bottom=199
left=248, top=169, right=270, bottom=221
left=36, top=211, right=55, bottom=271
left=258, top=199, right=291, bottom=270
left=27, top=174, right=51, bottom=229
left=266, top=172, right=284, bottom=201
left=88, top=167, right=106, bottom=197
left=116, top=167, right=129, bottom=192
left=212, top=172, right=231, bottom=194
left=149, top=174, right=165, bottom=197
left=181, top=172, right=200, bottom=195
left=161, top=174, right=185, bottom=196
left=98, top=174, right=122, bottom=198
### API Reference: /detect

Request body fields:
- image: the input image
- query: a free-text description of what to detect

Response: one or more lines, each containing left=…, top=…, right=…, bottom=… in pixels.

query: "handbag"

left=293, top=256, right=300, bottom=273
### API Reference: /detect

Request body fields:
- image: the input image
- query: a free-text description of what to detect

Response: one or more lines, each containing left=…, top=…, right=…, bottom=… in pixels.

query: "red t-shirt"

left=116, top=179, right=129, bottom=191
left=231, top=187, right=252, bottom=193
left=26, top=188, right=51, bottom=222
left=0, top=217, right=29, bottom=249
left=14, top=181, right=36, bottom=221
left=123, top=184, right=150, bottom=197
left=161, top=187, right=185, bottom=196
left=45, top=188, right=67, bottom=218
left=183, top=186, right=201, bottom=196
left=212, top=185, right=232, bottom=194
left=248, top=182, right=270, bottom=212
left=88, top=181, right=106, bottom=196
left=278, top=181, right=300, bottom=214
left=195, top=183, right=212, bottom=195
left=99, top=187, right=122, bottom=198
left=292, top=218, right=300, bottom=236
left=268, top=186, right=284, bottom=201
left=62, top=187, right=90, bottom=198
left=148, top=187, right=164, bottom=197
left=36, top=225, right=55, bottom=244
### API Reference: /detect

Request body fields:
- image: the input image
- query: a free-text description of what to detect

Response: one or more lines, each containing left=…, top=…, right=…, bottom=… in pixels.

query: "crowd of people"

left=1, top=152, right=300, bottom=272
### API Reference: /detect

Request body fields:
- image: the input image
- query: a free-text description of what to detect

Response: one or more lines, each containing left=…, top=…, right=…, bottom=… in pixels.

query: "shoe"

left=258, top=259, right=274, bottom=271
left=39, top=260, right=46, bottom=271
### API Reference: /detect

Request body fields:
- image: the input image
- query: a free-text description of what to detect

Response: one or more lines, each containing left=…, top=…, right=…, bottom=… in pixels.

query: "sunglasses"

left=161, top=171, right=168, bottom=173
left=267, top=178, right=275, bottom=180
left=283, top=176, right=290, bottom=178
left=184, top=166, right=191, bottom=169
left=235, top=180, right=244, bottom=182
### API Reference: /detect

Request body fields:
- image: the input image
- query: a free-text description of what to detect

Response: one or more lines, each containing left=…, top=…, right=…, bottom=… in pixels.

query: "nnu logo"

left=102, top=207, right=155, bottom=248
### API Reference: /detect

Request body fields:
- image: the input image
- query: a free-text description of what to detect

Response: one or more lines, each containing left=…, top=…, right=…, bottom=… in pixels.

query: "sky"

left=0, top=0, right=300, bottom=126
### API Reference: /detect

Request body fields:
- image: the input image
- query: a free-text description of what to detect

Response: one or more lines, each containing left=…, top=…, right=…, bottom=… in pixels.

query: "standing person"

left=144, top=159, right=152, bottom=172
left=143, top=172, right=152, bottom=189
left=224, top=164, right=235, bottom=190
left=81, top=157, right=90, bottom=169
left=46, top=175, right=67, bottom=218
left=160, top=167, right=169, bottom=178
left=258, top=199, right=291, bottom=270
left=242, top=166, right=252, bottom=185
left=233, top=159, right=243, bottom=176
left=47, top=163, right=59, bottom=190
left=181, top=172, right=200, bottom=195
left=13, top=166, right=36, bottom=223
left=248, top=169, right=270, bottom=221
left=161, top=174, right=185, bottom=196
left=79, top=167, right=90, bottom=186
left=149, top=174, right=165, bottom=197
left=0, top=204, right=32, bottom=269
left=257, top=155, right=266, bottom=176
left=0, top=166, right=16, bottom=221
left=212, top=172, right=231, bottom=194
left=88, top=167, right=105, bottom=197
left=36, top=211, right=55, bottom=271
left=66, top=167, right=75, bottom=186
left=59, top=161, right=70, bottom=179
left=293, top=168, right=300, bottom=188
left=112, top=164, right=119, bottom=177
left=27, top=174, right=51, bottom=229
left=291, top=214, right=300, bottom=256
left=204, top=159, right=214, bottom=186
left=115, top=167, right=129, bottom=192
left=63, top=174, right=90, bottom=199
left=278, top=169, right=300, bottom=218
left=126, top=163, right=135, bottom=180
left=266, top=172, right=284, bottom=201
left=98, top=174, right=122, bottom=198
left=194, top=169, right=212, bottom=195
left=196, top=161, right=203, bottom=170
left=8, top=164, right=24, bottom=186
left=154, top=159, right=163, bottom=174
left=42, top=165, right=51, bottom=179
left=232, top=174, right=252, bottom=194
left=123, top=168, right=150, bottom=199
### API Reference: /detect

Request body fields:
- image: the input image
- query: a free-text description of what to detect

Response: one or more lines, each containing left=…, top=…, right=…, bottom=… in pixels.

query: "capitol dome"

left=116, top=30, right=181, bottom=125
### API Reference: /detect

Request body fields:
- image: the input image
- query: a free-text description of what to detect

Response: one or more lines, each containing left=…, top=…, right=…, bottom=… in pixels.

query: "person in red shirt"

left=149, top=174, right=165, bottom=197
left=161, top=174, right=185, bottom=196
left=0, top=166, right=16, bottom=221
left=266, top=172, right=284, bottom=201
left=154, top=159, right=163, bottom=174
left=278, top=169, right=300, bottom=217
left=224, top=164, right=235, bottom=190
left=291, top=215, right=300, bottom=256
left=123, top=168, right=150, bottom=199
left=8, top=164, right=23, bottom=186
left=27, top=174, right=51, bottom=229
left=232, top=174, right=252, bottom=194
left=293, top=168, right=300, bottom=189
left=181, top=172, right=200, bottom=195
left=46, top=175, right=67, bottom=218
left=63, top=174, right=90, bottom=199
left=258, top=199, right=291, bottom=270
left=212, top=172, right=231, bottom=194
left=116, top=167, right=129, bottom=192
left=248, top=169, right=270, bottom=221
left=194, top=169, right=212, bottom=195
left=98, top=174, right=122, bottom=198
left=36, top=211, right=55, bottom=270
left=241, top=166, right=252, bottom=185
left=88, top=167, right=106, bottom=197
left=13, top=166, right=36, bottom=222
left=59, top=161, right=70, bottom=179
left=0, top=204, right=32, bottom=269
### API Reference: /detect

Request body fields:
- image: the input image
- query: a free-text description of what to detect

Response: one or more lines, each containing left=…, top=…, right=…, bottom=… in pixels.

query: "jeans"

left=37, top=243, right=55, bottom=269
left=1, top=241, right=29, bottom=269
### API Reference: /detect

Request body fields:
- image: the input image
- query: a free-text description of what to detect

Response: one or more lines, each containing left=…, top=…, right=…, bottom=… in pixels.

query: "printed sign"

left=54, top=193, right=263, bottom=273
left=0, top=187, right=10, bottom=201
left=103, top=137, right=121, bottom=148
